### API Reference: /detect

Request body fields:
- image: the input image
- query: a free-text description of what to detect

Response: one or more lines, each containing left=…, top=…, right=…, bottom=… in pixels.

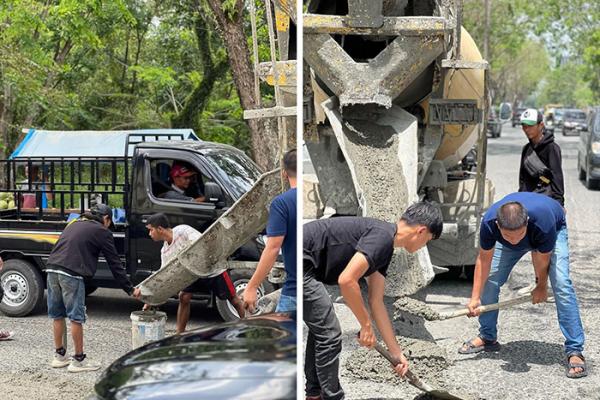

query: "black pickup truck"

left=0, top=130, right=279, bottom=320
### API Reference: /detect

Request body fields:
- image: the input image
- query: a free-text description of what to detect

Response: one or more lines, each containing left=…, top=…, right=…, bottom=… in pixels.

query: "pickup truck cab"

left=0, top=130, right=280, bottom=320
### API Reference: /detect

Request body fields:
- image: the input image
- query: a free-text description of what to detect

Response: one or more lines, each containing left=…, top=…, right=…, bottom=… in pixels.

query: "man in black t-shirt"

left=303, top=202, right=443, bottom=400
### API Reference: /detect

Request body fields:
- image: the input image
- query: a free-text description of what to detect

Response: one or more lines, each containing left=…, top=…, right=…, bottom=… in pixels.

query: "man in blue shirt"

left=459, top=192, right=586, bottom=378
left=242, top=149, right=297, bottom=313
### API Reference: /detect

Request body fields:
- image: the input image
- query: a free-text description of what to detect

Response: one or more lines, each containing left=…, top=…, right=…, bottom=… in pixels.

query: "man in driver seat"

left=163, top=162, right=205, bottom=203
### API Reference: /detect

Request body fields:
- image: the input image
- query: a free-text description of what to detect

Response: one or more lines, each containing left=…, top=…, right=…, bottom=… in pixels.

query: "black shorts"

left=182, top=271, right=237, bottom=300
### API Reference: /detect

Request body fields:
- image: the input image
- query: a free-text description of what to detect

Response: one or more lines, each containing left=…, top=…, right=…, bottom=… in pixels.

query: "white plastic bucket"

left=130, top=310, right=167, bottom=349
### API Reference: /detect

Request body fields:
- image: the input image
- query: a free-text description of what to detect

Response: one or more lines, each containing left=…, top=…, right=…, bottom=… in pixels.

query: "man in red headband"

left=164, top=162, right=205, bottom=203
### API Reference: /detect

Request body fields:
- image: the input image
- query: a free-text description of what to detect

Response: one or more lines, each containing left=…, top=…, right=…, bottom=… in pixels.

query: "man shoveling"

left=303, top=202, right=443, bottom=400
left=459, top=192, right=587, bottom=379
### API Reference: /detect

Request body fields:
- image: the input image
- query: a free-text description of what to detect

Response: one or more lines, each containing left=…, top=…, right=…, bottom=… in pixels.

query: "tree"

left=205, top=0, right=280, bottom=170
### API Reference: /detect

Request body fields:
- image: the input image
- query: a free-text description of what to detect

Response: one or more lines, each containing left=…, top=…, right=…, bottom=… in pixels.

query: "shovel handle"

left=439, top=293, right=537, bottom=320
left=373, top=343, right=434, bottom=392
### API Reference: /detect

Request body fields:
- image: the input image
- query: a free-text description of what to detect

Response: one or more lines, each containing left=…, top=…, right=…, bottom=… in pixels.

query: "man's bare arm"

left=468, top=248, right=494, bottom=316
left=338, top=253, right=372, bottom=345
left=531, top=250, right=551, bottom=304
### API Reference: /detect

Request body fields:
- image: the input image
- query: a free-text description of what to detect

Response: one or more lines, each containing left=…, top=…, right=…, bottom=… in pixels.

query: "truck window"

left=203, top=149, right=261, bottom=199
left=148, top=159, right=218, bottom=205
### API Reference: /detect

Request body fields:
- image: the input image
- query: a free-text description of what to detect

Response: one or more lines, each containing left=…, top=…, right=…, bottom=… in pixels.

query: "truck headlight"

left=592, top=142, right=600, bottom=154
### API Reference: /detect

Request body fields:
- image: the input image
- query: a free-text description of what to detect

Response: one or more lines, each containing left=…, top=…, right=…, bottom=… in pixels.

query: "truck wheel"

left=0, top=259, right=45, bottom=317
left=216, top=268, right=276, bottom=322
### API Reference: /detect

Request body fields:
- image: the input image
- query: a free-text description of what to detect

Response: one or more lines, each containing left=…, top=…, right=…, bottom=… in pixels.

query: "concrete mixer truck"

left=303, top=0, right=495, bottom=296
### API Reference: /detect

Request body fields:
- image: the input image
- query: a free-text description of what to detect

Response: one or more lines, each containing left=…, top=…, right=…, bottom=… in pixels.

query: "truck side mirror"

left=204, top=182, right=225, bottom=207
left=499, top=102, right=512, bottom=122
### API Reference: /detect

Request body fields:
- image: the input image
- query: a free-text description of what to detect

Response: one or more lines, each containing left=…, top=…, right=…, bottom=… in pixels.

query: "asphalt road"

left=333, top=124, right=600, bottom=399
left=0, top=288, right=220, bottom=399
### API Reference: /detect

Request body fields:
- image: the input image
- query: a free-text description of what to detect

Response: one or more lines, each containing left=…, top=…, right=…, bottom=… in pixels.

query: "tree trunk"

left=171, top=8, right=228, bottom=131
left=205, top=0, right=279, bottom=171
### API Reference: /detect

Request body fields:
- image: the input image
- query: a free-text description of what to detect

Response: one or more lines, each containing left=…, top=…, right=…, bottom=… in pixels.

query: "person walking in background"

left=519, top=108, right=565, bottom=205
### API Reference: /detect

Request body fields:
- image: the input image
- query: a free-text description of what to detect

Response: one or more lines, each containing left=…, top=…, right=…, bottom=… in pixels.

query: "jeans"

left=276, top=293, right=297, bottom=312
left=479, top=225, right=585, bottom=354
left=47, top=272, right=86, bottom=324
left=304, top=270, right=344, bottom=400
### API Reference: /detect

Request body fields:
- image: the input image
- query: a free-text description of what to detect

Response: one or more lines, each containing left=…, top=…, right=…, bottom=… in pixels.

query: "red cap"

left=170, top=163, right=196, bottom=178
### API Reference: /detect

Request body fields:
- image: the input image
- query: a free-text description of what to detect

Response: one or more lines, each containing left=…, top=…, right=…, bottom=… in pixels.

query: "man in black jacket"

left=45, top=204, right=141, bottom=372
left=519, top=108, right=565, bottom=206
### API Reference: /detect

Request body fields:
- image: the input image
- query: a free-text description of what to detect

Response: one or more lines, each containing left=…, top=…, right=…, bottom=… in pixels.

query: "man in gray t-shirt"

left=163, top=162, right=205, bottom=203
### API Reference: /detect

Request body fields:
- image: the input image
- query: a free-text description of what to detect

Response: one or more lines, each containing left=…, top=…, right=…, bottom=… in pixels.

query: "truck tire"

left=0, top=259, right=45, bottom=317
left=216, top=268, right=276, bottom=322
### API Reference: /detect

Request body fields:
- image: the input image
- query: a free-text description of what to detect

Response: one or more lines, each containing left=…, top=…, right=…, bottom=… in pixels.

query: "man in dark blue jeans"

left=459, top=192, right=586, bottom=378
left=243, top=149, right=297, bottom=313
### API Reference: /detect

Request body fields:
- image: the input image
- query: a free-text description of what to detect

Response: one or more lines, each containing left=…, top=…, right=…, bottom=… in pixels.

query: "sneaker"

left=51, top=352, right=71, bottom=368
left=67, top=355, right=100, bottom=373
left=0, top=330, right=14, bottom=341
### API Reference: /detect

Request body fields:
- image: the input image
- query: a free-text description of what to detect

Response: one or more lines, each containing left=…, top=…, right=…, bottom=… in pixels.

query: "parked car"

left=93, top=313, right=297, bottom=400
left=0, top=130, right=280, bottom=320
left=577, top=108, right=600, bottom=189
left=554, top=108, right=565, bottom=128
left=562, top=109, right=588, bottom=136
left=511, top=107, right=527, bottom=127
left=487, top=103, right=511, bottom=138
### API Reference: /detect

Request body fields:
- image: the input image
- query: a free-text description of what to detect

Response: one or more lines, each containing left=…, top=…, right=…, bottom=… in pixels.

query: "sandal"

left=0, top=330, right=14, bottom=341
left=566, top=353, right=588, bottom=379
left=458, top=336, right=500, bottom=354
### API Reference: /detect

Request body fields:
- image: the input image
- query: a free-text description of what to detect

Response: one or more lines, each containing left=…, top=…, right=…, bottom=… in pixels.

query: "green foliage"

left=462, top=0, right=599, bottom=107
left=0, top=0, right=260, bottom=158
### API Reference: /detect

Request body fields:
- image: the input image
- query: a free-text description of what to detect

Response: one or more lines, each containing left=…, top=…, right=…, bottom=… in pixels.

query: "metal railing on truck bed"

left=0, top=156, right=128, bottom=223
left=0, top=132, right=192, bottom=223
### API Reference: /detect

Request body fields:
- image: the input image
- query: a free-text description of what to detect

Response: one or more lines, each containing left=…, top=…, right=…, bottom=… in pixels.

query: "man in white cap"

left=518, top=108, right=565, bottom=206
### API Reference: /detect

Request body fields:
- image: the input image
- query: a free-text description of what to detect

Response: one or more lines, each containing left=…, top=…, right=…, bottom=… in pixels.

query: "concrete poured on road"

left=334, top=125, right=600, bottom=399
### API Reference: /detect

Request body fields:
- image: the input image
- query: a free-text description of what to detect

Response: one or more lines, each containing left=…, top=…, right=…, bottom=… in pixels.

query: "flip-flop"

left=566, top=353, right=588, bottom=379
left=0, top=330, right=14, bottom=341
left=458, top=337, right=500, bottom=354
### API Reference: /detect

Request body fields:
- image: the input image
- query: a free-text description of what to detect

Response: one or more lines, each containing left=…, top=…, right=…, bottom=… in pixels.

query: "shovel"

left=374, top=343, right=470, bottom=400
left=414, top=285, right=553, bottom=321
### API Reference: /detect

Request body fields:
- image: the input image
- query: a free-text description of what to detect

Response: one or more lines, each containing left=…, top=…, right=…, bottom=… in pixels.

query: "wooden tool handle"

left=439, top=293, right=537, bottom=320
left=373, top=343, right=433, bottom=392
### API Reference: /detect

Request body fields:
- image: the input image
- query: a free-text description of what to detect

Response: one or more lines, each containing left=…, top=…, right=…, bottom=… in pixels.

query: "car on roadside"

left=577, top=108, right=600, bottom=189
left=487, top=102, right=511, bottom=139
left=562, top=109, right=588, bottom=136
left=92, top=313, right=297, bottom=400
left=511, top=107, right=527, bottom=127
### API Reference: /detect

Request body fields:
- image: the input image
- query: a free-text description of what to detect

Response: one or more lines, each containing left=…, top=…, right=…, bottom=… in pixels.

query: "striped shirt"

left=161, top=225, right=224, bottom=278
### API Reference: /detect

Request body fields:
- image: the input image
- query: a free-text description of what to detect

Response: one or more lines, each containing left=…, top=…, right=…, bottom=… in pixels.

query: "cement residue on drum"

left=394, top=296, right=442, bottom=321
left=343, top=336, right=450, bottom=385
